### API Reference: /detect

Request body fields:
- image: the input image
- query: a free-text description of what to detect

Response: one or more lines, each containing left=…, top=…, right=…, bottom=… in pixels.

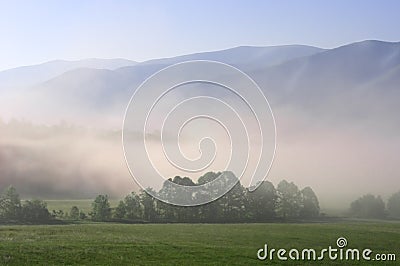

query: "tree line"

left=349, top=192, right=400, bottom=219
left=91, top=172, right=320, bottom=223
left=0, top=172, right=320, bottom=223
left=2, top=171, right=399, bottom=224
left=0, top=186, right=52, bottom=223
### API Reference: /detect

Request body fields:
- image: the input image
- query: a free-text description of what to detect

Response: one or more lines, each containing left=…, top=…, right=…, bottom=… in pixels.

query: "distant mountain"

left=139, top=45, right=325, bottom=68
left=250, top=40, right=400, bottom=115
left=111, top=45, right=325, bottom=94
left=1, top=40, right=400, bottom=128
left=0, top=58, right=137, bottom=90
left=1, top=40, right=400, bottom=203
left=36, top=68, right=125, bottom=107
left=0, top=45, right=323, bottom=125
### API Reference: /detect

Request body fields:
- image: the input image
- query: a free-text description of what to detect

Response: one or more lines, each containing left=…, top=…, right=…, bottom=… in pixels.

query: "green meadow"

left=46, top=199, right=120, bottom=214
left=0, top=222, right=399, bottom=265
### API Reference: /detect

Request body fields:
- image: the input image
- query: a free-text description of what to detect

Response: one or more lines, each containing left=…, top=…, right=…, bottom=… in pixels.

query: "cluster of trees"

left=349, top=192, right=400, bottom=219
left=51, top=206, right=87, bottom=220
left=0, top=172, right=321, bottom=223
left=91, top=172, right=320, bottom=222
left=4, top=171, right=400, bottom=224
left=0, top=186, right=52, bottom=223
left=0, top=186, right=87, bottom=223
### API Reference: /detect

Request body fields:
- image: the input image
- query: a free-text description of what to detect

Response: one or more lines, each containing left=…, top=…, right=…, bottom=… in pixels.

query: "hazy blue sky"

left=0, top=0, right=399, bottom=71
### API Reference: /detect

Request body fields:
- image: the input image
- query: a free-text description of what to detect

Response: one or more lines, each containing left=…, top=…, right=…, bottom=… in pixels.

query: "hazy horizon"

left=1, top=1, right=400, bottom=71
left=1, top=1, right=400, bottom=213
left=1, top=40, right=400, bottom=73
left=1, top=40, right=400, bottom=212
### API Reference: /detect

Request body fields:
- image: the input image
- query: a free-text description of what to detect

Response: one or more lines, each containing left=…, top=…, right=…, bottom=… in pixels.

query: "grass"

left=0, top=222, right=399, bottom=265
left=45, top=199, right=120, bottom=214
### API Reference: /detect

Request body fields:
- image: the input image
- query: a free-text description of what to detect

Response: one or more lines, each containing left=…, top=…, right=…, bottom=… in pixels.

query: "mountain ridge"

left=0, top=58, right=137, bottom=90
left=1, top=40, right=399, bottom=127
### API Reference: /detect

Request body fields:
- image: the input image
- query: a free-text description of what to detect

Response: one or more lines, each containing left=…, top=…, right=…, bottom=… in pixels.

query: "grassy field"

left=0, top=222, right=399, bottom=265
left=45, top=200, right=120, bottom=214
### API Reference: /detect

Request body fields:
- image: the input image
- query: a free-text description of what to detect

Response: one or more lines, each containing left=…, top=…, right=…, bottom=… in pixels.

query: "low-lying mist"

left=1, top=104, right=399, bottom=213
left=1, top=41, right=400, bottom=213
left=0, top=121, right=136, bottom=199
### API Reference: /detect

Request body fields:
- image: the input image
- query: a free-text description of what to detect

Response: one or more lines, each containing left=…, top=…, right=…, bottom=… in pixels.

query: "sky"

left=0, top=0, right=399, bottom=71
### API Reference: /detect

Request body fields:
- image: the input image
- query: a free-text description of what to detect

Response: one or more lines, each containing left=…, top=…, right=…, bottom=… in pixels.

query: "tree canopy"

left=387, top=191, right=400, bottom=219
left=106, top=172, right=321, bottom=223
left=349, top=194, right=385, bottom=219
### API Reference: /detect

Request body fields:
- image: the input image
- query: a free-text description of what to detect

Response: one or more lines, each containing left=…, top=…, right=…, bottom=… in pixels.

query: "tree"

left=350, top=194, right=385, bottom=219
left=79, top=211, right=87, bottom=220
left=21, top=200, right=51, bottom=222
left=114, top=200, right=127, bottom=219
left=70, top=206, right=80, bottom=220
left=171, top=176, right=197, bottom=222
left=300, top=187, right=320, bottom=218
left=218, top=180, right=247, bottom=222
left=140, top=189, right=157, bottom=221
left=91, top=195, right=111, bottom=221
left=197, top=171, right=242, bottom=222
left=198, top=172, right=221, bottom=185
left=276, top=180, right=303, bottom=218
left=387, top=191, right=400, bottom=219
left=124, top=192, right=142, bottom=220
left=0, top=186, right=21, bottom=220
left=247, top=181, right=277, bottom=221
left=157, top=176, right=199, bottom=222
left=197, top=172, right=223, bottom=222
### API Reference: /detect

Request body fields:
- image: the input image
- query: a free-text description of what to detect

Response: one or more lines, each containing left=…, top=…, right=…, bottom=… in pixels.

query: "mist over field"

left=1, top=40, right=399, bottom=210
left=0, top=122, right=135, bottom=198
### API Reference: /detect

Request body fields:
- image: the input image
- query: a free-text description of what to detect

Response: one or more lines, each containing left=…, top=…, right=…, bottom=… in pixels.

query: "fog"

left=1, top=41, right=399, bottom=212
left=1, top=101, right=399, bottom=212
left=0, top=122, right=136, bottom=199
left=269, top=107, right=400, bottom=210
left=1, top=96, right=399, bottom=212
